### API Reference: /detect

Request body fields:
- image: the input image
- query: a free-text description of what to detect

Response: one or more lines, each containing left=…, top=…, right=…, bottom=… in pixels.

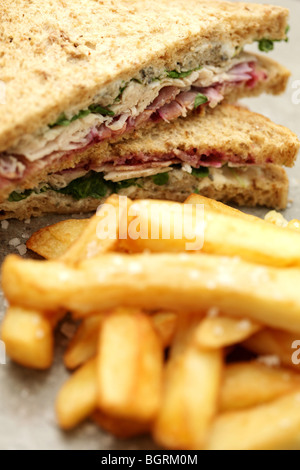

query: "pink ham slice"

left=66, top=148, right=256, bottom=178
left=158, top=101, right=184, bottom=122
left=94, top=125, right=112, bottom=142
left=227, top=62, right=254, bottom=82
left=175, top=91, right=200, bottom=110
left=128, top=109, right=153, bottom=129
left=148, top=86, right=180, bottom=110
left=246, top=63, right=268, bottom=89
left=199, top=87, right=224, bottom=108
left=0, top=156, right=26, bottom=180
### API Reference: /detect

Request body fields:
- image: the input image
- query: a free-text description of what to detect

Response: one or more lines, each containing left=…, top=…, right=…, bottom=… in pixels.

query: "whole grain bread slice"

left=0, top=165, right=289, bottom=220
left=0, top=0, right=289, bottom=152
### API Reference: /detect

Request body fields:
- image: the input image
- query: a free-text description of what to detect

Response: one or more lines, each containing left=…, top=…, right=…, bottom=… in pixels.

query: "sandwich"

left=1, top=103, right=299, bottom=219
left=0, top=0, right=291, bottom=218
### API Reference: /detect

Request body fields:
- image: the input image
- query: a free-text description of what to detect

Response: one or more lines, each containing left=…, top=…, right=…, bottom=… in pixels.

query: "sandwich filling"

left=5, top=165, right=263, bottom=205
left=0, top=52, right=267, bottom=199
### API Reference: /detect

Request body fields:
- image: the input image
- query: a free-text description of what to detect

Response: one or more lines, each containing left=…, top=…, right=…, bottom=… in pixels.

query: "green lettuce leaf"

left=88, top=104, right=115, bottom=116
left=115, top=178, right=143, bottom=190
left=166, top=66, right=202, bottom=80
left=152, top=172, right=170, bottom=186
left=49, top=104, right=115, bottom=128
left=8, top=189, right=34, bottom=202
left=191, top=167, right=209, bottom=178
left=194, top=93, right=208, bottom=109
left=257, top=38, right=275, bottom=52
left=257, top=26, right=290, bottom=52
left=57, top=172, right=112, bottom=200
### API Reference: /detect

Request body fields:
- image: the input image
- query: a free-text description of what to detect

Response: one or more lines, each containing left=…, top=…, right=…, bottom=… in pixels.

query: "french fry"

left=93, top=410, right=149, bottom=439
left=220, top=362, right=300, bottom=412
left=0, top=307, right=54, bottom=370
left=185, top=193, right=257, bottom=221
left=61, top=194, right=130, bottom=265
left=153, top=313, right=222, bottom=450
left=64, top=315, right=103, bottom=370
left=120, top=199, right=300, bottom=267
left=97, top=309, right=163, bottom=422
left=205, top=391, right=300, bottom=450
left=194, top=316, right=262, bottom=350
left=69, top=310, right=177, bottom=351
left=120, top=199, right=204, bottom=253
left=4, top=192, right=300, bottom=449
left=5, top=253, right=300, bottom=334
left=244, top=329, right=300, bottom=371
left=26, top=219, right=88, bottom=260
left=3, top=196, right=125, bottom=369
left=56, top=357, right=97, bottom=430
left=151, top=312, right=177, bottom=348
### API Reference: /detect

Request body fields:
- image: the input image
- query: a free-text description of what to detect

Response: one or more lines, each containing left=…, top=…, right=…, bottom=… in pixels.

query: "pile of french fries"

left=2, top=194, right=300, bottom=450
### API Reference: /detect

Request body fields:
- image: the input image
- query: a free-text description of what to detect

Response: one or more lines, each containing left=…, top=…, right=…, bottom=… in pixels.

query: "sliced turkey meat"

left=0, top=57, right=265, bottom=194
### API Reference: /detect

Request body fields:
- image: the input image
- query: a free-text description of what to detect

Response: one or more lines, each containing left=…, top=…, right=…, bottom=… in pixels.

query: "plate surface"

left=0, top=0, right=299, bottom=450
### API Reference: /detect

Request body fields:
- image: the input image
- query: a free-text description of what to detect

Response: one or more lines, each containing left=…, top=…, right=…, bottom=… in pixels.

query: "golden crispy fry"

left=26, top=219, right=88, bottom=260
left=120, top=199, right=203, bottom=253
left=244, top=329, right=300, bottom=371
left=64, top=315, right=103, bottom=370
left=185, top=193, right=257, bottom=221
left=0, top=307, right=54, bottom=370
left=5, top=253, right=300, bottom=334
left=93, top=410, right=149, bottom=439
left=5, top=192, right=300, bottom=450
left=56, top=357, right=97, bottom=430
left=62, top=194, right=129, bottom=264
left=2, top=196, right=127, bottom=370
left=71, top=311, right=177, bottom=351
left=97, top=309, right=163, bottom=422
left=220, top=362, right=300, bottom=412
left=153, top=313, right=222, bottom=450
left=120, top=199, right=300, bottom=267
left=194, top=316, right=262, bottom=350
left=205, top=391, right=300, bottom=450
left=151, top=312, right=177, bottom=348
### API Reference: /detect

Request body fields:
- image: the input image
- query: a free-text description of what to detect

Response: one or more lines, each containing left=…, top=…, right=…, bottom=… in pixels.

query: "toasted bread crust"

left=0, top=0, right=289, bottom=152
left=0, top=165, right=289, bottom=220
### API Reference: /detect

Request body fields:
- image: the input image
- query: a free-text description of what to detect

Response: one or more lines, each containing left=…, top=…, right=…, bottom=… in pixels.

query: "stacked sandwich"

left=0, top=0, right=299, bottom=219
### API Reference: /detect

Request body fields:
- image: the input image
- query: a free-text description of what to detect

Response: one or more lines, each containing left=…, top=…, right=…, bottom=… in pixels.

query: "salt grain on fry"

left=237, top=320, right=252, bottom=331
left=128, top=262, right=143, bottom=274
left=257, top=355, right=281, bottom=367
left=36, top=329, right=45, bottom=339
left=17, top=244, right=27, bottom=256
left=1, top=220, right=9, bottom=230
left=207, top=307, right=220, bottom=318
left=9, top=238, right=20, bottom=247
left=213, top=326, right=224, bottom=337
left=189, top=270, right=200, bottom=280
